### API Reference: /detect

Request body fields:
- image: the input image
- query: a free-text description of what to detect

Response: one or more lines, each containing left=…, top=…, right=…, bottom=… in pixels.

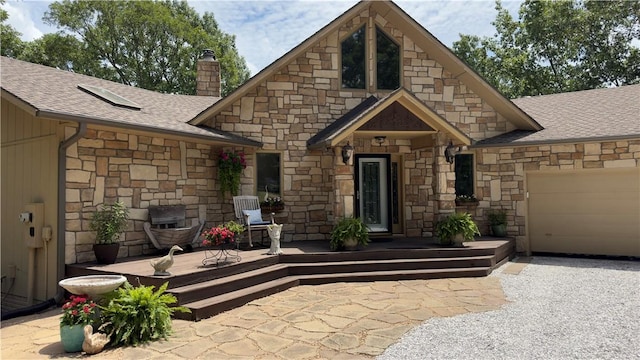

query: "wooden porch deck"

left=66, top=237, right=515, bottom=321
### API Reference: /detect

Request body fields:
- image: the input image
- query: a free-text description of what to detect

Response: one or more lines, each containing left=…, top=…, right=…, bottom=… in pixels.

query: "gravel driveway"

left=378, top=256, right=640, bottom=360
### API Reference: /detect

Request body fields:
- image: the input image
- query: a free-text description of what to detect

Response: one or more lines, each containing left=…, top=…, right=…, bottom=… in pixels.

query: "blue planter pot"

left=60, top=324, right=85, bottom=352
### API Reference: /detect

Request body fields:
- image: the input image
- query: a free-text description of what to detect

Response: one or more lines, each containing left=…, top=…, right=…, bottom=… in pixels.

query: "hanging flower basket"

left=218, top=150, right=246, bottom=196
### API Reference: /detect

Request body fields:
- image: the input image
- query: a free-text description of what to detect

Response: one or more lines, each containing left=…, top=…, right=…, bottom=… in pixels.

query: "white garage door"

left=528, top=168, right=640, bottom=257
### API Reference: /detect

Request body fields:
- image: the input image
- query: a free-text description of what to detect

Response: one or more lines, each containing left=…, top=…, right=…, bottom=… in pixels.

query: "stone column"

left=433, top=133, right=456, bottom=219
left=333, top=138, right=355, bottom=220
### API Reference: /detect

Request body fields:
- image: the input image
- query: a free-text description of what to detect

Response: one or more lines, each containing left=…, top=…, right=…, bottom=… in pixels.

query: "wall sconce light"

left=374, top=136, right=386, bottom=146
left=341, top=142, right=354, bottom=164
left=444, top=141, right=460, bottom=164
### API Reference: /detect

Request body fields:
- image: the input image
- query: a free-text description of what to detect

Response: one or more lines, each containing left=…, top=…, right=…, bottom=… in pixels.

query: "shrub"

left=488, top=209, right=507, bottom=225
left=330, top=217, right=370, bottom=251
left=89, top=201, right=129, bottom=244
left=435, top=212, right=480, bottom=244
left=99, top=282, right=190, bottom=346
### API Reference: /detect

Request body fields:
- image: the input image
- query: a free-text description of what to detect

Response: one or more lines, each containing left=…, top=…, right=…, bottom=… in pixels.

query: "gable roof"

left=189, top=0, right=541, bottom=132
left=307, top=88, right=472, bottom=149
left=0, top=56, right=261, bottom=147
left=475, top=84, right=640, bottom=146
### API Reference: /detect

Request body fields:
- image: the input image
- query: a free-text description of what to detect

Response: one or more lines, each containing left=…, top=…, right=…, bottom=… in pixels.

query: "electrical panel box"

left=23, top=203, right=44, bottom=248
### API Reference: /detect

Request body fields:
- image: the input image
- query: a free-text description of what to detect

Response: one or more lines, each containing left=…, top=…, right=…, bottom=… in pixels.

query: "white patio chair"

left=232, top=196, right=275, bottom=248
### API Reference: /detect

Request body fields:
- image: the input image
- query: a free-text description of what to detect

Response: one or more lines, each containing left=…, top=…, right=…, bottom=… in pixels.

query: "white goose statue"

left=150, top=245, right=182, bottom=276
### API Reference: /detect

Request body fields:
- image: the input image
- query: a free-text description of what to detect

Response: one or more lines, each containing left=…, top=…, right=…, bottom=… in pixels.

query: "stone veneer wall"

left=64, top=127, right=223, bottom=264
left=470, top=139, right=640, bottom=252
left=206, top=8, right=509, bottom=241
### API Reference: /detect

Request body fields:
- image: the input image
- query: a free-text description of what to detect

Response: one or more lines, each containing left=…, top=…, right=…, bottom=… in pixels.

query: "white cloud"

left=3, top=1, right=44, bottom=41
left=197, top=0, right=518, bottom=75
left=4, top=0, right=522, bottom=75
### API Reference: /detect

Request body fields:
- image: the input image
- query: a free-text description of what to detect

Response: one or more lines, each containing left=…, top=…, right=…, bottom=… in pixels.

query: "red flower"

left=61, top=294, right=96, bottom=326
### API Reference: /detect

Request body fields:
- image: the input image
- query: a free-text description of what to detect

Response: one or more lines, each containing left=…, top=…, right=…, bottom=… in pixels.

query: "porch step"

left=169, top=264, right=290, bottom=304
left=287, top=255, right=494, bottom=275
left=168, top=256, right=494, bottom=305
left=279, top=247, right=496, bottom=263
left=177, top=267, right=491, bottom=321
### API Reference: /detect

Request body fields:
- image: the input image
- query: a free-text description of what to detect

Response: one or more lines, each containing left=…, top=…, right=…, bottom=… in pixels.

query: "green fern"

left=100, top=281, right=190, bottom=346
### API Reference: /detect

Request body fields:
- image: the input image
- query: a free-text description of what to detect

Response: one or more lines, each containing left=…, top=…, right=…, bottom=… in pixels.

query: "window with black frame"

left=341, top=26, right=366, bottom=89
left=454, top=154, right=474, bottom=197
left=376, top=27, right=400, bottom=90
left=256, top=153, right=281, bottom=198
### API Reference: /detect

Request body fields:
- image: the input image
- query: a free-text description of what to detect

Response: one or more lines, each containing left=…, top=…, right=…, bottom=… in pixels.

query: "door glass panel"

left=362, top=162, right=381, bottom=225
left=358, top=157, right=389, bottom=232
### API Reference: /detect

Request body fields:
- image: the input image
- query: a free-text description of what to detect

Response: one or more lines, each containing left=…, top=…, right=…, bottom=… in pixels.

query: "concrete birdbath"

left=59, top=275, right=127, bottom=299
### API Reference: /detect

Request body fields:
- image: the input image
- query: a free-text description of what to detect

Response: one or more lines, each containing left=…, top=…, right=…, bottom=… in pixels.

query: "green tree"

left=42, top=0, right=250, bottom=96
left=0, top=0, right=25, bottom=57
left=453, top=0, right=640, bottom=98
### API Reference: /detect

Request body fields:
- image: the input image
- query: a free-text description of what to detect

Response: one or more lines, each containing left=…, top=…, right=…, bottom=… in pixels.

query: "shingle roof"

left=307, top=95, right=380, bottom=148
left=0, top=56, right=261, bottom=146
left=477, top=85, right=640, bottom=146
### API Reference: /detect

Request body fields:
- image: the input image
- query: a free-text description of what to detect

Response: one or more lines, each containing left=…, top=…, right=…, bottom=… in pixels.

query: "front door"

left=355, top=155, right=391, bottom=233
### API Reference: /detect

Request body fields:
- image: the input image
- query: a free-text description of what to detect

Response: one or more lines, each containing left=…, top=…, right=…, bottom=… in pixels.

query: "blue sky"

left=3, top=0, right=522, bottom=75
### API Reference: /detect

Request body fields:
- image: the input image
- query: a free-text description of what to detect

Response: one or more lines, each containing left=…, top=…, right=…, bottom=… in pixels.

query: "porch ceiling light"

left=341, top=142, right=354, bottom=164
left=374, top=136, right=386, bottom=146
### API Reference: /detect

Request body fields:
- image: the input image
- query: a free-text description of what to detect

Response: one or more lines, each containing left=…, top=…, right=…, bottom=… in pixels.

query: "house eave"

left=1, top=88, right=38, bottom=116
left=36, top=110, right=262, bottom=147
left=471, top=134, right=640, bottom=149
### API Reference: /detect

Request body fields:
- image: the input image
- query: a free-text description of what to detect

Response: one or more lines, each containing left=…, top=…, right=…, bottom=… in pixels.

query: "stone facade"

left=64, top=127, right=224, bottom=263
left=469, top=139, right=640, bottom=252
left=204, top=9, right=509, bottom=242
left=61, top=5, right=640, bottom=263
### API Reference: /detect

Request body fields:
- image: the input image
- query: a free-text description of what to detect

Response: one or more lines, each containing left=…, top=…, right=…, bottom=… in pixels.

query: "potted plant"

left=60, top=295, right=97, bottom=352
left=99, top=282, right=190, bottom=346
left=455, top=194, right=478, bottom=206
left=330, top=217, right=370, bottom=251
left=261, top=196, right=285, bottom=213
left=201, top=220, right=244, bottom=247
left=488, top=209, right=507, bottom=237
left=435, top=212, right=480, bottom=247
left=89, top=201, right=129, bottom=264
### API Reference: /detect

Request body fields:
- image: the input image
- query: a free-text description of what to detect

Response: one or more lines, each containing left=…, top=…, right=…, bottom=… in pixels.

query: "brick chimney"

left=196, top=49, right=221, bottom=97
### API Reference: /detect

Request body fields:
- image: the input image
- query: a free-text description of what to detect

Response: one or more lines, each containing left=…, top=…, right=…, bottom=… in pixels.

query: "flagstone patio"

left=0, top=276, right=508, bottom=359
